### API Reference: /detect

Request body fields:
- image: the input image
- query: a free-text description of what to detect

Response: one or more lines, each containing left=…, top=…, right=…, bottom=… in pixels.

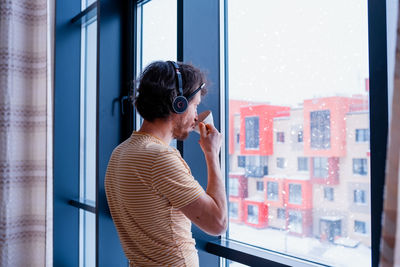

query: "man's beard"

left=172, top=119, right=193, bottom=141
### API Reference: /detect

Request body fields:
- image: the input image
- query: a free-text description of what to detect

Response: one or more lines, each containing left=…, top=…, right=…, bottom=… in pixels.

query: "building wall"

left=344, top=112, right=371, bottom=247
left=227, top=98, right=371, bottom=245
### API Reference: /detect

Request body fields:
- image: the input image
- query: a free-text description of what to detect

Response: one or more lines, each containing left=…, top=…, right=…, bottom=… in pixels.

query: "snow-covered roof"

left=320, top=216, right=343, bottom=221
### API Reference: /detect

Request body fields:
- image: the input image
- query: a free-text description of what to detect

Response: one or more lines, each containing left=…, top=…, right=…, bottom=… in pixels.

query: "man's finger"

left=199, top=122, right=207, bottom=138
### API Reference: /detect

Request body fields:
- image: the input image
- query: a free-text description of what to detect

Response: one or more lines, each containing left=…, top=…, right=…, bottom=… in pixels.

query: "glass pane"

left=135, top=0, right=177, bottom=143
left=140, top=0, right=177, bottom=68
left=80, top=20, right=97, bottom=203
left=227, top=0, right=370, bottom=266
left=79, top=210, right=96, bottom=267
left=79, top=18, right=97, bottom=267
left=82, top=0, right=96, bottom=10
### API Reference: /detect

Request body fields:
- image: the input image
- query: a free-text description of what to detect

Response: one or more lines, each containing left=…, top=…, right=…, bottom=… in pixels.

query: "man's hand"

left=198, top=122, right=222, bottom=157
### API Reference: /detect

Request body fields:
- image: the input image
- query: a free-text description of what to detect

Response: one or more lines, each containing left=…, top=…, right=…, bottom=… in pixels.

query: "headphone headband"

left=168, top=61, right=205, bottom=114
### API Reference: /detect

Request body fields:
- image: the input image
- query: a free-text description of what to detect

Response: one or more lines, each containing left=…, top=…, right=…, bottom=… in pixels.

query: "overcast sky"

left=140, top=0, right=369, bottom=107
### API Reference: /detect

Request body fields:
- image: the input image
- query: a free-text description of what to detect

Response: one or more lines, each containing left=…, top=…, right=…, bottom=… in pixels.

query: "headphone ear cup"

left=172, top=96, right=188, bottom=114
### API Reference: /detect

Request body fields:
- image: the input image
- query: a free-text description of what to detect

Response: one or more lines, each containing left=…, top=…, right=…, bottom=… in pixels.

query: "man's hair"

left=135, top=61, right=207, bottom=122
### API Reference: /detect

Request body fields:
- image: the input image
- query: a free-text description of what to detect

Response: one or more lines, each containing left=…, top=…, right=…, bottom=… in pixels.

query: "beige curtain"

left=0, top=0, right=50, bottom=266
left=380, top=5, right=400, bottom=267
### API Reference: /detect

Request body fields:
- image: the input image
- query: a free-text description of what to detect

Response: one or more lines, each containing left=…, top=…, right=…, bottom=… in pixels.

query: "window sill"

left=197, top=238, right=330, bottom=267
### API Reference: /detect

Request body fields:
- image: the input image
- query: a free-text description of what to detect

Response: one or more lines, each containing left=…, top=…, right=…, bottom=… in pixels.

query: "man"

left=105, top=61, right=227, bottom=266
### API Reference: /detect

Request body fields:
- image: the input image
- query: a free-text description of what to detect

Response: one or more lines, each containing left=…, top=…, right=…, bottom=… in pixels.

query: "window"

left=256, top=181, right=264, bottom=192
left=276, top=132, right=285, bottom=143
left=226, top=0, right=373, bottom=265
left=267, top=182, right=279, bottom=201
left=353, top=158, right=368, bottom=175
left=297, top=157, right=308, bottom=171
left=277, top=208, right=285, bottom=220
left=238, top=156, right=246, bottom=168
left=313, top=157, right=328, bottom=178
left=288, top=211, right=303, bottom=234
left=79, top=6, right=97, bottom=266
left=276, top=157, right=285, bottom=169
left=245, top=155, right=268, bottom=177
left=356, top=129, right=369, bottom=142
left=245, top=117, right=259, bottom=149
left=288, top=184, right=302, bottom=204
left=354, top=220, right=367, bottom=234
left=297, top=130, right=303, bottom=143
left=310, top=110, right=331, bottom=149
left=229, top=178, right=239, bottom=197
left=230, top=202, right=239, bottom=219
left=135, top=0, right=177, bottom=133
left=354, top=189, right=366, bottom=204
left=324, top=187, right=334, bottom=201
left=247, top=205, right=259, bottom=224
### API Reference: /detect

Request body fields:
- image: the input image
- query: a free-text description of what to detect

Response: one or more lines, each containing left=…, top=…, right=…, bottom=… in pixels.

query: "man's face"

left=172, top=92, right=201, bottom=140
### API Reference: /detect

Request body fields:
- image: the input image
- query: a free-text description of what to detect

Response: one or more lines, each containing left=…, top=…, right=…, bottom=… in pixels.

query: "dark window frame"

left=354, top=220, right=367, bottom=234
left=353, top=158, right=368, bottom=175
left=276, top=131, right=285, bottom=143
left=245, top=116, right=260, bottom=149
left=310, top=110, right=331, bottom=149
left=298, top=157, right=309, bottom=171
left=267, top=181, right=279, bottom=201
left=313, top=157, right=328, bottom=178
left=323, top=187, right=334, bottom=201
left=276, top=157, right=285, bottom=169
left=288, top=184, right=302, bottom=204
left=356, top=128, right=370, bottom=142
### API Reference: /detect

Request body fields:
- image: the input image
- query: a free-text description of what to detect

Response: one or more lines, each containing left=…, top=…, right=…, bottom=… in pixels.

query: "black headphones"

left=169, top=61, right=205, bottom=114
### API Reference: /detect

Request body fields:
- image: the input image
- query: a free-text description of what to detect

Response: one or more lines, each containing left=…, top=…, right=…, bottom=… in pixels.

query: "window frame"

left=54, top=0, right=389, bottom=266
left=298, top=157, right=309, bottom=172
left=313, top=157, right=328, bottom=178
left=353, top=158, right=368, bottom=176
left=217, top=0, right=388, bottom=265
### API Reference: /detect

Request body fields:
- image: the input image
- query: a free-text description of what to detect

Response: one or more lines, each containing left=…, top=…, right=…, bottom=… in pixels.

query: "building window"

left=276, top=157, right=285, bottom=169
left=276, top=132, right=285, bottom=143
left=238, top=156, right=246, bottom=168
left=354, top=189, right=366, bottom=204
left=245, top=116, right=259, bottom=149
left=355, top=129, right=369, bottom=142
left=313, top=157, right=328, bottom=178
left=277, top=208, right=285, bottom=220
left=353, top=158, right=368, bottom=175
left=297, top=130, right=303, bottom=143
left=267, top=181, right=279, bottom=201
left=245, top=155, right=268, bottom=177
left=354, top=220, right=367, bottom=234
left=229, top=202, right=239, bottom=219
left=288, top=184, right=302, bottom=204
left=310, top=110, right=331, bottom=149
left=229, top=178, right=239, bottom=197
left=247, top=205, right=259, bottom=224
left=288, top=211, right=303, bottom=233
left=297, top=157, right=308, bottom=171
left=324, top=187, right=334, bottom=201
left=256, top=181, right=264, bottom=192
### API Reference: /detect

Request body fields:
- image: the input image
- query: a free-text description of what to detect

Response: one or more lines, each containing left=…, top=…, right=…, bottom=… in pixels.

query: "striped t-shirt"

left=105, top=132, right=205, bottom=266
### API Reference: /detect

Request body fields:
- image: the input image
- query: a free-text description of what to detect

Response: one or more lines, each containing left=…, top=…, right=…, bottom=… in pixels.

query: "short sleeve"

left=150, top=150, right=205, bottom=209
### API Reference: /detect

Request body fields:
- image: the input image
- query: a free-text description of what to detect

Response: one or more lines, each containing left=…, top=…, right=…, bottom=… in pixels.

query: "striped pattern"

left=0, top=0, right=49, bottom=266
left=105, top=132, right=205, bottom=266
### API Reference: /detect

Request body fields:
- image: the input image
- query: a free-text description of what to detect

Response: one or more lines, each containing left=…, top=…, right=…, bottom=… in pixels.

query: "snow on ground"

left=227, top=223, right=371, bottom=267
